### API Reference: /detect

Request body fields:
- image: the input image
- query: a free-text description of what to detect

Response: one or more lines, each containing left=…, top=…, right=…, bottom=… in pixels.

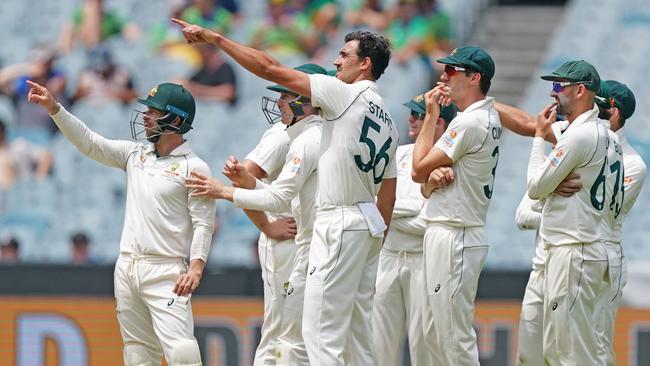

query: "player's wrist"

left=48, top=102, right=61, bottom=115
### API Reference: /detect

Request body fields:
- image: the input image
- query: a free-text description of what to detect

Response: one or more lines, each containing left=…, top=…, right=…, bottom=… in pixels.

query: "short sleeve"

left=309, top=74, right=356, bottom=120
left=434, top=115, right=483, bottom=162
left=245, top=125, right=290, bottom=177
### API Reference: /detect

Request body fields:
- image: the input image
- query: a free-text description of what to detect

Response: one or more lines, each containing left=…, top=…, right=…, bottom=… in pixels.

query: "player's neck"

left=154, top=135, right=185, bottom=157
left=455, top=91, right=485, bottom=112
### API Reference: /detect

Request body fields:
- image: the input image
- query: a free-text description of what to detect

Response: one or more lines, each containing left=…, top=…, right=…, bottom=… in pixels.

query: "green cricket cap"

left=540, top=60, right=600, bottom=92
left=326, top=69, right=337, bottom=76
left=267, top=64, right=327, bottom=94
left=138, top=83, right=196, bottom=123
left=402, top=93, right=457, bottom=122
left=437, top=46, right=495, bottom=80
left=597, top=80, right=636, bottom=119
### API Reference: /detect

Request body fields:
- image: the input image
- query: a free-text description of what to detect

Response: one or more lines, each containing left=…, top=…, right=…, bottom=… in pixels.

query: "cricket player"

left=243, top=119, right=296, bottom=365
left=594, top=80, right=647, bottom=365
left=371, top=94, right=456, bottom=366
left=187, top=63, right=327, bottom=365
left=26, top=80, right=215, bottom=365
left=526, top=60, right=613, bottom=365
left=411, top=46, right=500, bottom=365
left=172, top=18, right=398, bottom=365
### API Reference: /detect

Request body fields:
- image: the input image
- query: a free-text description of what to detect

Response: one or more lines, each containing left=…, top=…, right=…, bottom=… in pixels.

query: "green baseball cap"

left=138, top=83, right=196, bottom=123
left=597, top=80, right=636, bottom=119
left=437, top=46, right=495, bottom=80
left=402, top=93, right=457, bottom=122
left=267, top=64, right=327, bottom=94
left=540, top=60, right=600, bottom=92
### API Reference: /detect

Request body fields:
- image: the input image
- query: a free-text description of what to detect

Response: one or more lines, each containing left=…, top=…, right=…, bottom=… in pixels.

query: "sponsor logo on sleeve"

left=549, top=148, right=564, bottom=167
left=441, top=129, right=457, bottom=148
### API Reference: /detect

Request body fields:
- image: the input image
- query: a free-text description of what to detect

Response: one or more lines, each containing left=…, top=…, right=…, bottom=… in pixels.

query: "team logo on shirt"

left=442, top=129, right=457, bottom=148
left=549, top=148, right=564, bottom=167
left=288, top=155, right=302, bottom=175
left=164, top=162, right=182, bottom=176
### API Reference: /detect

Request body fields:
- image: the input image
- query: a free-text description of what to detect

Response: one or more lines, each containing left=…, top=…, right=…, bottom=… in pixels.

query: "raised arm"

left=412, top=85, right=453, bottom=182
left=27, top=80, right=135, bottom=169
left=172, top=18, right=311, bottom=98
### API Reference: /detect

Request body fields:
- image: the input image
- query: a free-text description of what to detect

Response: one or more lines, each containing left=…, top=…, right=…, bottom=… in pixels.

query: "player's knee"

left=124, top=343, right=162, bottom=366
left=167, top=340, right=202, bottom=366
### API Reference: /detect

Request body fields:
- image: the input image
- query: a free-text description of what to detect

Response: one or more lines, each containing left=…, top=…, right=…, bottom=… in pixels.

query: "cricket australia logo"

left=149, top=85, right=159, bottom=97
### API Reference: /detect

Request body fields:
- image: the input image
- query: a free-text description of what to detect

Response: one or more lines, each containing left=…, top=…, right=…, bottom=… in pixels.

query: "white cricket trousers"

left=596, top=242, right=624, bottom=366
left=114, top=254, right=201, bottom=366
left=422, top=224, right=488, bottom=366
left=516, top=268, right=545, bottom=366
left=275, top=243, right=311, bottom=365
left=255, top=233, right=297, bottom=366
left=372, top=247, right=432, bottom=366
left=543, top=242, right=610, bottom=366
left=303, top=206, right=382, bottom=366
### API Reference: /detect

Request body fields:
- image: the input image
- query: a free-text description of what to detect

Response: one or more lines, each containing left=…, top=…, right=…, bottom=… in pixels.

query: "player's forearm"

left=50, top=106, right=132, bottom=169
left=208, top=32, right=282, bottom=85
left=495, top=102, right=536, bottom=137
left=243, top=209, right=273, bottom=233
left=412, top=114, right=438, bottom=182
left=189, top=225, right=213, bottom=262
left=233, top=185, right=292, bottom=213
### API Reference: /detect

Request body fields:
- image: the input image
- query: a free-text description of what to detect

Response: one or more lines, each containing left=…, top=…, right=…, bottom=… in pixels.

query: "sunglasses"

left=444, top=64, right=467, bottom=76
left=410, top=110, right=426, bottom=120
left=552, top=81, right=588, bottom=93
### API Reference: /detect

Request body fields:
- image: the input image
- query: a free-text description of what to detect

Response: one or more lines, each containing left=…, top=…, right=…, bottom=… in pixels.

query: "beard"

left=146, top=126, right=163, bottom=143
left=555, top=94, right=571, bottom=116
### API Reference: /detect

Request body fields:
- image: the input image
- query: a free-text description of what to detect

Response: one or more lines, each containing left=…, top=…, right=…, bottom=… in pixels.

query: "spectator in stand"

left=0, top=120, right=52, bottom=193
left=387, top=0, right=429, bottom=65
left=59, top=0, right=140, bottom=53
left=70, top=232, right=94, bottom=265
left=71, top=46, right=137, bottom=105
left=0, top=236, right=19, bottom=263
left=178, top=44, right=237, bottom=105
left=345, top=0, right=388, bottom=31
left=250, top=0, right=319, bottom=58
left=418, top=0, right=454, bottom=84
left=0, top=120, right=16, bottom=192
left=0, top=48, right=67, bottom=135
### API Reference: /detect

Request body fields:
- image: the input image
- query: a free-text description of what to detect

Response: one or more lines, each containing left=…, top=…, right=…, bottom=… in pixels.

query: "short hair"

left=463, top=70, right=491, bottom=95
left=71, top=233, right=90, bottom=247
left=344, top=31, right=391, bottom=80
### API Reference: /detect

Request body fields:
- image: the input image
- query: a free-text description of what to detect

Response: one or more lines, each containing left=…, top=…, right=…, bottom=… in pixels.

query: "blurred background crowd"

left=0, top=0, right=648, bottom=273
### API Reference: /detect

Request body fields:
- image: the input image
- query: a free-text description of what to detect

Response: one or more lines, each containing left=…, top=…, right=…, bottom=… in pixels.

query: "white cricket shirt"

left=244, top=122, right=292, bottom=220
left=309, top=74, right=398, bottom=209
left=421, top=97, right=502, bottom=227
left=515, top=193, right=546, bottom=270
left=384, top=144, right=426, bottom=252
left=599, top=128, right=624, bottom=243
left=618, top=127, right=647, bottom=218
left=234, top=115, right=322, bottom=246
left=527, top=106, right=609, bottom=245
left=51, top=107, right=216, bottom=261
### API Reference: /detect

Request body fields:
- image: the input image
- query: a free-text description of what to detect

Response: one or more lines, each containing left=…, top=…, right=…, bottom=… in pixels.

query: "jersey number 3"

left=355, top=117, right=392, bottom=184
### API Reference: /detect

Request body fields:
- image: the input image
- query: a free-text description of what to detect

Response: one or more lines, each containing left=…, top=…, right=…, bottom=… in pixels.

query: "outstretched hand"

left=185, top=171, right=226, bottom=199
left=26, top=80, right=60, bottom=115
left=171, top=18, right=217, bottom=45
left=223, top=156, right=256, bottom=189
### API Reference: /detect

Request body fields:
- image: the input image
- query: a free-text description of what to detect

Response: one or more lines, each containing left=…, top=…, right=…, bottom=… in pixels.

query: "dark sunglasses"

left=552, top=81, right=588, bottom=93
left=444, top=64, right=467, bottom=76
left=410, top=110, right=426, bottom=120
